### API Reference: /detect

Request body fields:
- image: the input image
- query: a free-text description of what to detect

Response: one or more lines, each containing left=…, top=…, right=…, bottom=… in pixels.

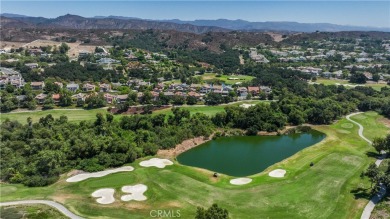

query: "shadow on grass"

left=351, top=187, right=372, bottom=200
left=366, top=151, right=380, bottom=159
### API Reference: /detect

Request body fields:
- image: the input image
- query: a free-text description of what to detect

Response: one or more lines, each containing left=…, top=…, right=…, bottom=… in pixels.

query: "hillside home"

left=66, top=83, right=79, bottom=92
left=31, top=81, right=45, bottom=90
left=83, top=83, right=96, bottom=92
left=25, top=63, right=39, bottom=69
left=35, top=93, right=47, bottom=104
left=99, top=83, right=111, bottom=92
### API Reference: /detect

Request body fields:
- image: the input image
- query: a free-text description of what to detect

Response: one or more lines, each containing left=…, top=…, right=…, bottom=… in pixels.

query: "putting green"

left=0, top=112, right=388, bottom=219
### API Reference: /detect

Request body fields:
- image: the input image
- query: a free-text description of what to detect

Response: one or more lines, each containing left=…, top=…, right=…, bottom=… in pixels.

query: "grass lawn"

left=0, top=108, right=111, bottom=124
left=0, top=100, right=265, bottom=124
left=153, top=100, right=265, bottom=117
left=0, top=204, right=67, bottom=219
left=200, top=73, right=255, bottom=85
left=316, top=78, right=389, bottom=91
left=0, top=112, right=388, bottom=218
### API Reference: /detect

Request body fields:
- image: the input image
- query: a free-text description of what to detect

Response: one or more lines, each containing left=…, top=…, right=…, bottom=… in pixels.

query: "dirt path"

left=0, top=200, right=84, bottom=219
left=346, top=112, right=387, bottom=219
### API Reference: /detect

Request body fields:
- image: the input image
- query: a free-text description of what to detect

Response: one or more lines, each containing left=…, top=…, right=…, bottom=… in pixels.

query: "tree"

left=43, top=96, right=55, bottom=110
left=361, top=163, right=380, bottom=188
left=59, top=43, right=70, bottom=54
left=372, top=137, right=387, bottom=153
left=205, top=93, right=223, bottom=105
left=172, top=95, right=186, bottom=105
left=141, top=91, right=153, bottom=104
left=59, top=90, right=72, bottom=107
left=372, top=73, right=380, bottom=82
left=187, top=96, right=198, bottom=105
left=195, top=204, right=229, bottom=219
left=349, top=73, right=367, bottom=84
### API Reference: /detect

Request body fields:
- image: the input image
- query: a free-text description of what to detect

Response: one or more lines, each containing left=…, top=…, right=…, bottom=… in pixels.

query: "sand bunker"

left=121, top=184, right=148, bottom=201
left=268, top=169, right=286, bottom=178
left=92, top=188, right=115, bottom=204
left=66, top=166, right=134, bottom=182
left=139, top=158, right=173, bottom=168
left=240, top=104, right=256, bottom=109
left=230, top=178, right=252, bottom=185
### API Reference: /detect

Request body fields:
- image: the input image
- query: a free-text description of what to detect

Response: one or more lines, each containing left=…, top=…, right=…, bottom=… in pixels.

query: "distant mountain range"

left=1, top=13, right=389, bottom=33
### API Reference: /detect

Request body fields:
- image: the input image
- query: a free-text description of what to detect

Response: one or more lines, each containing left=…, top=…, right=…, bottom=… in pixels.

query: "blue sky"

left=1, top=1, right=389, bottom=27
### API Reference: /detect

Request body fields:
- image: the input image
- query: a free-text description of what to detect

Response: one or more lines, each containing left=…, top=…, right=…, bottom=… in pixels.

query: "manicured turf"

left=153, top=100, right=265, bottom=117
left=0, top=101, right=265, bottom=124
left=316, top=79, right=388, bottom=91
left=0, top=112, right=388, bottom=218
left=0, top=108, right=111, bottom=124
left=200, top=73, right=255, bottom=85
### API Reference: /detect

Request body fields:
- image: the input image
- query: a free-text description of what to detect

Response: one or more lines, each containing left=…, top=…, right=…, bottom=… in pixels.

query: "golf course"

left=0, top=111, right=388, bottom=218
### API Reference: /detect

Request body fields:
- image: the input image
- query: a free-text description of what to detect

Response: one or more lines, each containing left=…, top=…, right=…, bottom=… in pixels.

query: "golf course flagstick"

left=345, top=112, right=388, bottom=219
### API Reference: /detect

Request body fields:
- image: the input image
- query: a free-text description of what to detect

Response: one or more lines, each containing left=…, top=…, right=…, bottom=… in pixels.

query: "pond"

left=177, top=130, right=326, bottom=177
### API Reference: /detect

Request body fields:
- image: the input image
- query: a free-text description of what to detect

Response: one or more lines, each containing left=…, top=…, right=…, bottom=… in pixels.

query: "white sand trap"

left=66, top=166, right=134, bottom=182
left=92, top=188, right=115, bottom=204
left=230, top=178, right=252, bottom=185
left=139, top=158, right=173, bottom=168
left=240, top=104, right=256, bottom=109
left=121, top=184, right=148, bottom=201
left=268, top=169, right=286, bottom=178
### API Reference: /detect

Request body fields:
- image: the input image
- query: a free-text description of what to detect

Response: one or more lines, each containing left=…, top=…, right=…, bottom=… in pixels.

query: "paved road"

left=0, top=200, right=84, bottom=219
left=346, top=112, right=387, bottom=219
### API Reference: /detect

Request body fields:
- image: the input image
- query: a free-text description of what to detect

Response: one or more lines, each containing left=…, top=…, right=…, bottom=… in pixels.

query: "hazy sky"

left=2, top=1, right=389, bottom=27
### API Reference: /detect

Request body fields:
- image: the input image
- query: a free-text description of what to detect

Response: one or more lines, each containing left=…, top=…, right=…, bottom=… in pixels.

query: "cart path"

left=346, top=112, right=387, bottom=219
left=0, top=200, right=84, bottom=219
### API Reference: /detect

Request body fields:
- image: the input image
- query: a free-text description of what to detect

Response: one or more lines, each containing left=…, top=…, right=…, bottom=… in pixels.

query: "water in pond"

left=177, top=130, right=325, bottom=177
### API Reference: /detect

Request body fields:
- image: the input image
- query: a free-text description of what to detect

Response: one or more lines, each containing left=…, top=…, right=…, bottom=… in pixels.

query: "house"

left=28, top=48, right=43, bottom=55
left=54, top=82, right=63, bottom=88
left=35, top=93, right=47, bottom=104
left=31, top=81, right=45, bottom=90
left=72, top=93, right=87, bottom=102
left=66, top=83, right=79, bottom=92
left=104, top=93, right=116, bottom=104
left=83, top=83, right=96, bottom=92
left=248, top=87, right=260, bottom=95
left=187, top=91, right=201, bottom=99
left=97, top=58, right=120, bottom=65
left=16, top=95, right=26, bottom=102
left=260, top=86, right=272, bottom=94
left=116, top=94, right=128, bottom=103
left=25, top=63, right=39, bottom=69
left=99, top=83, right=111, bottom=92
left=79, top=50, right=90, bottom=57
left=237, top=87, right=248, bottom=99
left=52, top=94, right=60, bottom=104
left=200, top=85, right=211, bottom=94
left=163, top=91, right=174, bottom=97
left=364, top=72, right=373, bottom=80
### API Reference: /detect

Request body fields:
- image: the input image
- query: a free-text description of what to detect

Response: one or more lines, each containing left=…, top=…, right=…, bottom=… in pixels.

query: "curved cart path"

left=346, top=112, right=387, bottom=219
left=0, top=200, right=84, bottom=219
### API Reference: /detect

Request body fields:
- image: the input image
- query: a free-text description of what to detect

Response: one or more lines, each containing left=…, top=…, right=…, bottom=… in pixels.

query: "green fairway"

left=153, top=100, right=265, bottom=117
left=0, top=101, right=264, bottom=124
left=0, top=108, right=111, bottom=124
left=315, top=79, right=389, bottom=91
left=200, top=73, right=255, bottom=85
left=0, top=112, right=388, bottom=218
